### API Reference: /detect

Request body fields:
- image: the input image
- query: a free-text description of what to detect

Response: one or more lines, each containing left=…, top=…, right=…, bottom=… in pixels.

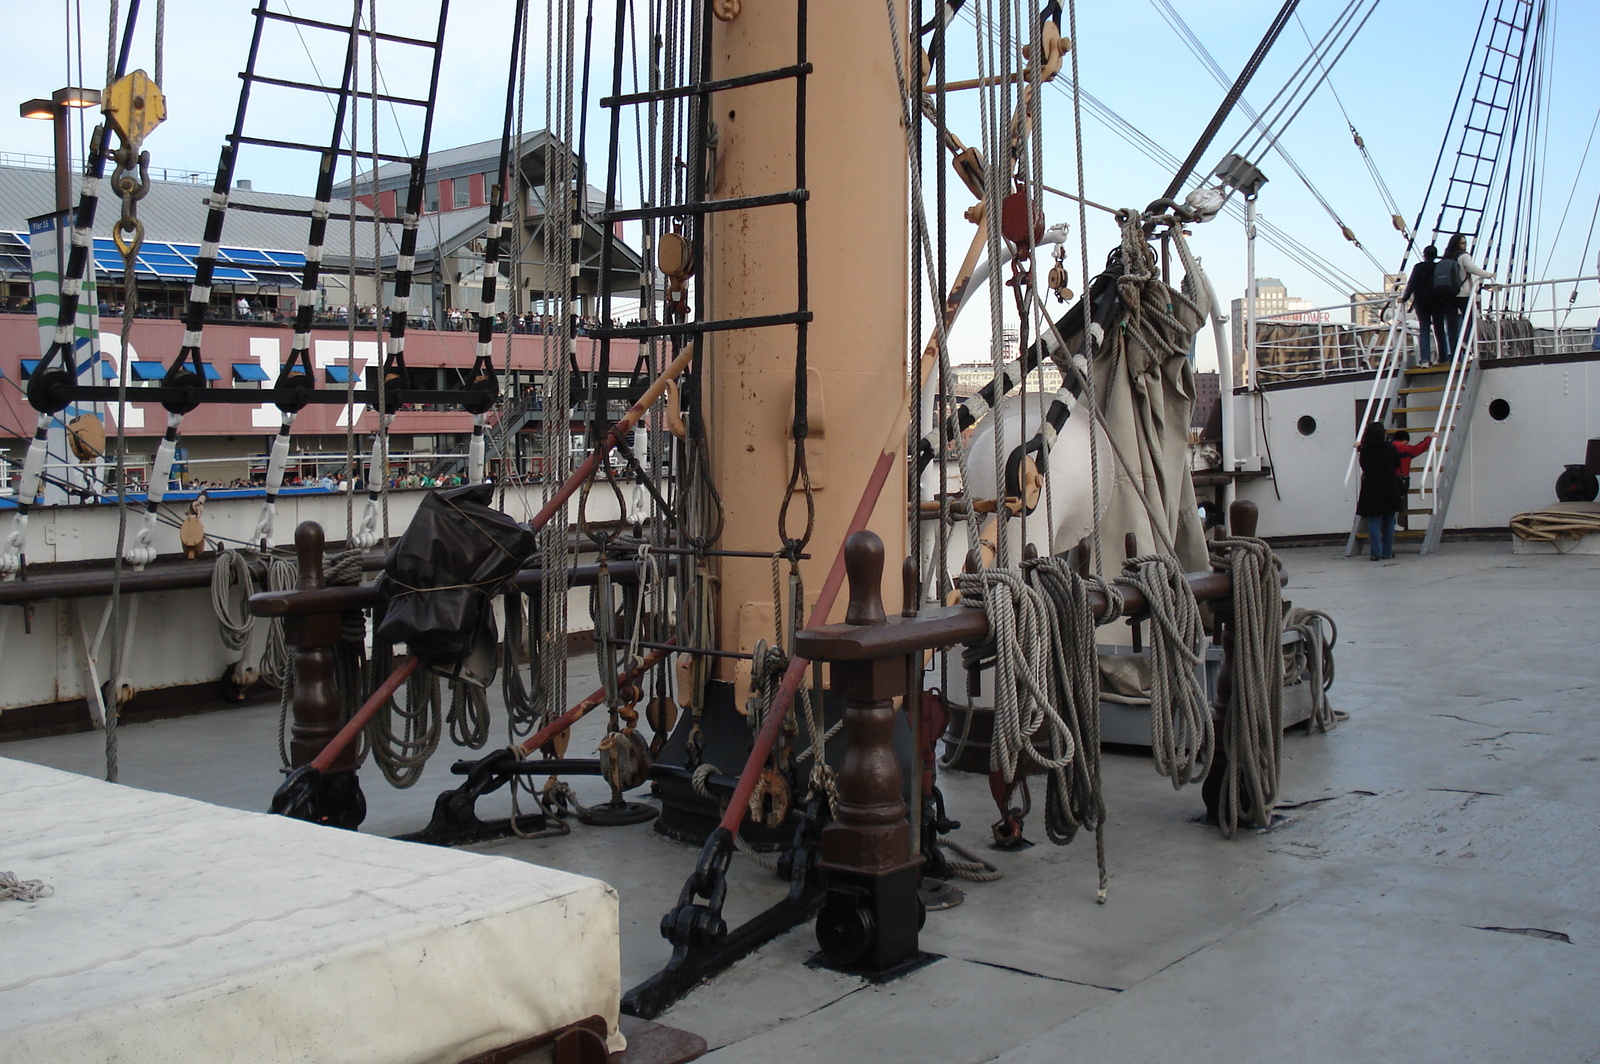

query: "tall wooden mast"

left=705, top=0, right=910, bottom=671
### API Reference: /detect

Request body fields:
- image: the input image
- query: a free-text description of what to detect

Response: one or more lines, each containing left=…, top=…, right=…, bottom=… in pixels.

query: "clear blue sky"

left=4, top=1, right=1596, bottom=371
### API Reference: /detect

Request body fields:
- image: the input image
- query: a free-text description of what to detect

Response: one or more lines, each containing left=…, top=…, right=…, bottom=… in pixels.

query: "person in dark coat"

left=1356, top=421, right=1402, bottom=560
left=1400, top=245, right=1448, bottom=365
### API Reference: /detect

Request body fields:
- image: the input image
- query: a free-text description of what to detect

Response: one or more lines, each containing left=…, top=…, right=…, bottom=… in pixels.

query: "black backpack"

left=1430, top=256, right=1464, bottom=300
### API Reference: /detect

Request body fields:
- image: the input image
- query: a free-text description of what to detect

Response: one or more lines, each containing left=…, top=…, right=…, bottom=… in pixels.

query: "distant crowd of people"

left=5, top=295, right=641, bottom=336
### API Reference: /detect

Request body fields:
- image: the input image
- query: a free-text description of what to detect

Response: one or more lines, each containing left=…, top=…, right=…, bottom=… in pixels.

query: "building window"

left=453, top=178, right=469, bottom=209
left=426, top=181, right=440, bottom=213
left=481, top=171, right=497, bottom=204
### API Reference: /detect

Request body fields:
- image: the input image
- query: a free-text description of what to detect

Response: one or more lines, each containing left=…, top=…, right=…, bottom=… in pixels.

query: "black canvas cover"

left=374, top=484, right=536, bottom=686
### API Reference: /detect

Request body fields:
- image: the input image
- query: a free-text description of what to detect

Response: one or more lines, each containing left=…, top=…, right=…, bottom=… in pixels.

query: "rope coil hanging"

left=1209, top=535, right=1285, bottom=838
left=1115, top=552, right=1212, bottom=788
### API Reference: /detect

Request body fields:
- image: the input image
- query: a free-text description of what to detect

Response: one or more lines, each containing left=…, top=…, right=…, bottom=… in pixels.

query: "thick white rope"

left=210, top=549, right=256, bottom=654
left=1208, top=536, right=1285, bottom=837
left=1285, top=606, right=1339, bottom=734
left=1115, top=553, right=1211, bottom=788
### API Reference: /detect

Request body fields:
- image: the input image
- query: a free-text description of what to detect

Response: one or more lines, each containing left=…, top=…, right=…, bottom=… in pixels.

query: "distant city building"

left=1350, top=273, right=1405, bottom=326
left=1190, top=371, right=1219, bottom=433
left=1231, top=278, right=1325, bottom=385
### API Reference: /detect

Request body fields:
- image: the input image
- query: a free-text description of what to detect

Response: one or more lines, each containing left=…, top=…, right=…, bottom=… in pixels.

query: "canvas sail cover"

left=374, top=484, right=536, bottom=686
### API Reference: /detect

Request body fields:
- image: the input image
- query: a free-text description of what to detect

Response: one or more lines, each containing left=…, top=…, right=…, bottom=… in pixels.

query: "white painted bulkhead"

left=1233, top=355, right=1600, bottom=538
left=0, top=484, right=629, bottom=715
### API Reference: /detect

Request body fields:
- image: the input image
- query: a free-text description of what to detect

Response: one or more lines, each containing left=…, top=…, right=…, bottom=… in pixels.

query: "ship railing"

left=1473, top=274, right=1600, bottom=362
left=1243, top=295, right=1405, bottom=387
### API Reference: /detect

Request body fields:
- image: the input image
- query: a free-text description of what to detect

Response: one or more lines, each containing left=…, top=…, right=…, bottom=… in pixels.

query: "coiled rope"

left=0, top=871, right=52, bottom=902
left=210, top=549, right=256, bottom=654
left=1115, top=553, right=1212, bottom=788
left=1209, top=536, right=1284, bottom=838
left=957, top=561, right=1117, bottom=898
left=1285, top=606, right=1339, bottom=734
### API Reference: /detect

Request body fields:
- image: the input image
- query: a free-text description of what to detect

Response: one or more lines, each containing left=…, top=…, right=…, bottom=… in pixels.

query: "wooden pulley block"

left=953, top=147, right=985, bottom=201
left=66, top=413, right=105, bottom=461
left=1048, top=263, right=1073, bottom=303
left=179, top=493, right=207, bottom=560
left=1019, top=456, right=1044, bottom=512
left=599, top=727, right=652, bottom=793
left=657, top=231, right=693, bottom=282
left=748, top=768, right=790, bottom=829
left=541, top=726, right=572, bottom=759
left=711, top=0, right=741, bottom=21
left=646, top=695, right=679, bottom=736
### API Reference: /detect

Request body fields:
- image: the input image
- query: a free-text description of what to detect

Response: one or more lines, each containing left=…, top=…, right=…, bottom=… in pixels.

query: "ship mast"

left=704, top=0, right=910, bottom=668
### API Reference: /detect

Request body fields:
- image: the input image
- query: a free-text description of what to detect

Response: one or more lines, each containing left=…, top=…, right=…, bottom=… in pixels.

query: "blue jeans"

left=1366, top=512, right=1396, bottom=559
left=1416, top=305, right=1448, bottom=364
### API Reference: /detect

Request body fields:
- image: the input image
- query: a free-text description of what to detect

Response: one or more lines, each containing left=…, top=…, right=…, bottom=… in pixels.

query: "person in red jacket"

left=1392, top=430, right=1433, bottom=531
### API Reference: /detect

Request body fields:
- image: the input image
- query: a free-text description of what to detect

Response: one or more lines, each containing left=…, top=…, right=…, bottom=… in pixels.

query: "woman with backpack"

left=1441, top=233, right=1496, bottom=361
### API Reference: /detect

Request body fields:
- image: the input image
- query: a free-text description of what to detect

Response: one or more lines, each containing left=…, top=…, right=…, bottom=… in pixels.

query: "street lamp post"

left=19, top=87, right=103, bottom=214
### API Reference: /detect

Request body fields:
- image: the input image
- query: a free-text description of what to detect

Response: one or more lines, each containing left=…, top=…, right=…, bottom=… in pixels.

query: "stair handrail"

left=1419, top=281, right=1483, bottom=498
left=1343, top=294, right=1410, bottom=486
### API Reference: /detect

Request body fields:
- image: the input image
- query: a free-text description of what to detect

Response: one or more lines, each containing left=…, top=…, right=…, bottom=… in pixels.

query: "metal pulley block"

left=1001, top=180, right=1044, bottom=251
left=103, top=70, right=167, bottom=154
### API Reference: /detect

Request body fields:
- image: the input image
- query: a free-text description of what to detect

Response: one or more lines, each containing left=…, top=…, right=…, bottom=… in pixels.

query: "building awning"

left=232, top=362, right=271, bottom=382
left=130, top=361, right=166, bottom=381
left=324, top=365, right=360, bottom=383
left=199, top=362, right=222, bottom=381
left=20, top=358, right=119, bottom=379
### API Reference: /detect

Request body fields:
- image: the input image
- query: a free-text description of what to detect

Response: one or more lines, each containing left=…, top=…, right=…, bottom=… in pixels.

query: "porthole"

left=1296, top=415, right=1317, bottom=436
left=1488, top=398, right=1511, bottom=421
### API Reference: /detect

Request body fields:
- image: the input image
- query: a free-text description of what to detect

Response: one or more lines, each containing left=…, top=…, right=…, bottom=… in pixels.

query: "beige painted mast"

left=705, top=0, right=909, bottom=674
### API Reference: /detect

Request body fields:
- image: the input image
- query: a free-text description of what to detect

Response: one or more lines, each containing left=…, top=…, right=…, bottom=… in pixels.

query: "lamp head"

left=19, top=98, right=56, bottom=120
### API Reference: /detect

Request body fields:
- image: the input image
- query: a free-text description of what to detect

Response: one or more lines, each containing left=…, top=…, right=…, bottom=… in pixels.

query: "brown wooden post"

left=283, top=521, right=365, bottom=827
left=1202, top=500, right=1257, bottom=824
left=813, top=530, right=924, bottom=972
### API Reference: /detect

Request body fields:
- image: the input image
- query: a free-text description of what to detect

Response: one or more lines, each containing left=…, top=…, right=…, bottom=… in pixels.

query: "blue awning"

left=324, top=365, right=357, bottom=383
left=98, top=360, right=116, bottom=380
left=131, top=361, right=166, bottom=381
left=21, top=358, right=39, bottom=376
left=199, top=362, right=222, bottom=381
left=232, top=362, right=271, bottom=382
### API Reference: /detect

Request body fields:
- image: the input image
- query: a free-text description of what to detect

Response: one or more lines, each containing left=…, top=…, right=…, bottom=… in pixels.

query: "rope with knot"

left=691, top=762, right=780, bottom=873
left=1208, top=535, right=1284, bottom=838
left=0, top=871, right=52, bottom=902
left=1115, top=553, right=1212, bottom=789
left=1285, top=606, right=1340, bottom=734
